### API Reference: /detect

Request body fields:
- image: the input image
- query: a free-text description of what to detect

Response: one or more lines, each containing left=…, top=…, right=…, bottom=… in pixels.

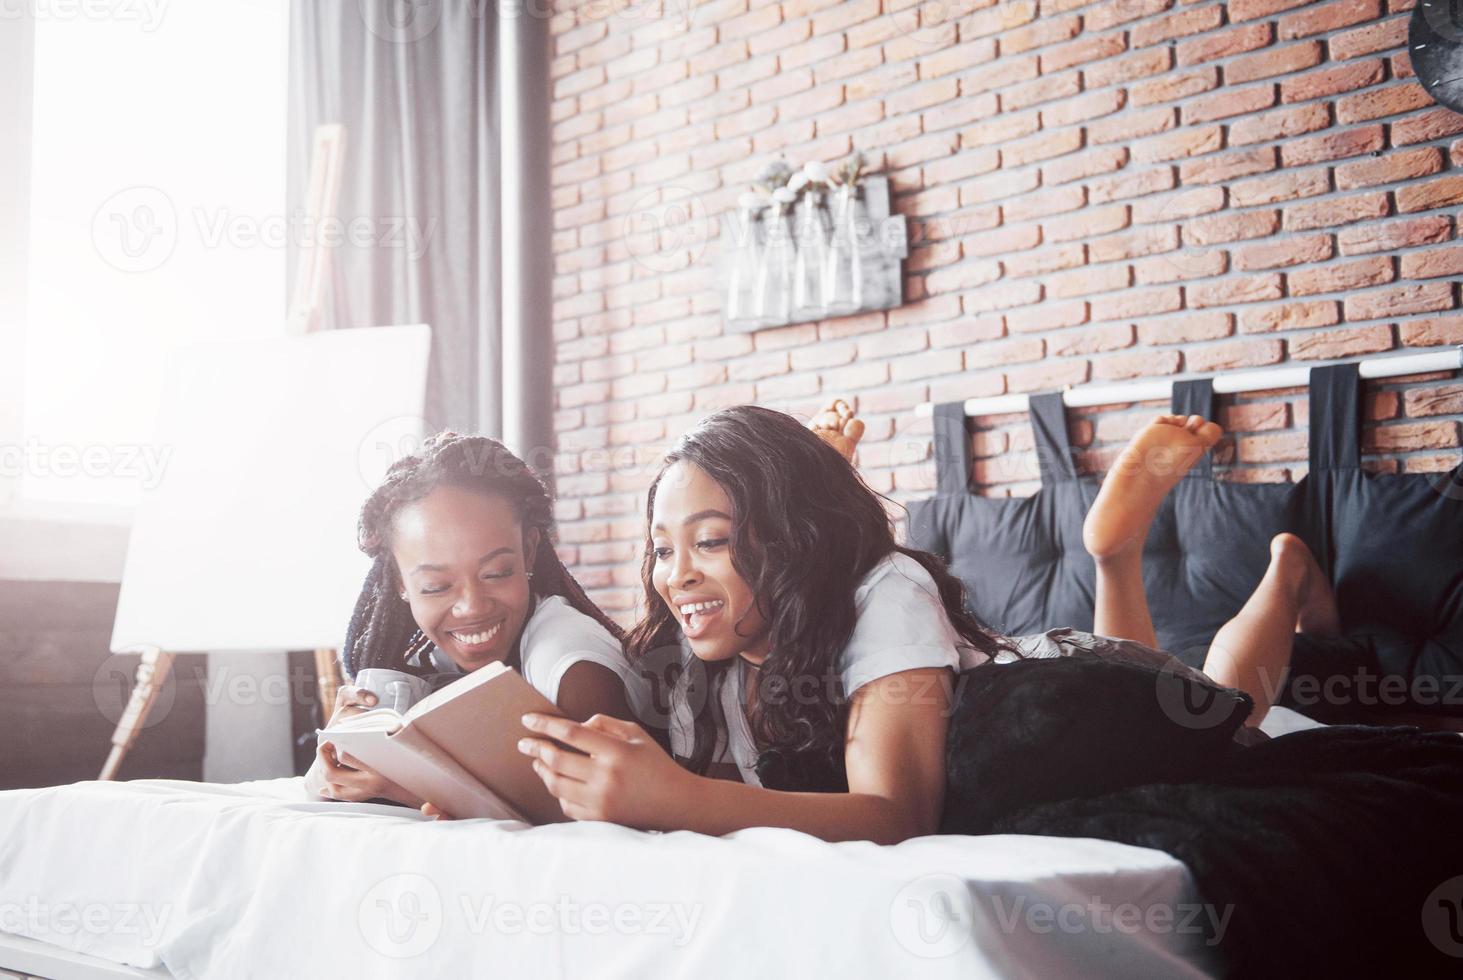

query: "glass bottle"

left=791, top=187, right=831, bottom=320
left=725, top=204, right=763, bottom=328
left=824, top=183, right=866, bottom=316
left=756, top=198, right=795, bottom=327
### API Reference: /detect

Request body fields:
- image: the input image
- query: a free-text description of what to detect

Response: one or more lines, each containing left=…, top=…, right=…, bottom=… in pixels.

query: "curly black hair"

left=623, top=405, right=1010, bottom=780
left=342, top=431, right=622, bottom=678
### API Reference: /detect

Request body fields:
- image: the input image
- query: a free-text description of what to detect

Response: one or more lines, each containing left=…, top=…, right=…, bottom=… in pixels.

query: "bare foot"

left=1082, top=414, right=1224, bottom=560
left=1268, top=532, right=1342, bottom=636
left=810, top=398, right=865, bottom=463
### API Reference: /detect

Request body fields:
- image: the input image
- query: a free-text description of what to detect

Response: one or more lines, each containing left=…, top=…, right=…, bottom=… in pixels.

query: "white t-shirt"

left=421, top=593, right=632, bottom=704
left=665, top=552, right=978, bottom=787
left=307, top=594, right=628, bottom=800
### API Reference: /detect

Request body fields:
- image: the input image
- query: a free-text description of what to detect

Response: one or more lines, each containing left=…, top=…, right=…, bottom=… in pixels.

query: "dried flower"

left=832, top=150, right=868, bottom=187
left=752, top=158, right=794, bottom=193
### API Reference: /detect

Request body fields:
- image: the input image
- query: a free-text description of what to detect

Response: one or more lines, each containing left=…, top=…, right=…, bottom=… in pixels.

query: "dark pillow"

left=940, top=656, right=1252, bottom=835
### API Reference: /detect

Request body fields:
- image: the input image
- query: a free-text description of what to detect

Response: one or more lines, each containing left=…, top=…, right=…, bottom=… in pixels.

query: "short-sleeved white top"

left=665, top=552, right=981, bottom=787
left=420, top=593, right=632, bottom=703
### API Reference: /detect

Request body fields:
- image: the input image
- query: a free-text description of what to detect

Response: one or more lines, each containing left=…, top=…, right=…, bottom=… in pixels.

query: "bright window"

left=21, top=0, right=288, bottom=506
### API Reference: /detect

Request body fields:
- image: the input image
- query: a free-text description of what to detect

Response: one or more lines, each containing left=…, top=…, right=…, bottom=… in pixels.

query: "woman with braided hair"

left=305, top=431, right=636, bottom=806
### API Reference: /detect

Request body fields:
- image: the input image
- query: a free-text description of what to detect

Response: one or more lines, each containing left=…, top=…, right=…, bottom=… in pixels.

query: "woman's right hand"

left=328, top=684, right=378, bottom=724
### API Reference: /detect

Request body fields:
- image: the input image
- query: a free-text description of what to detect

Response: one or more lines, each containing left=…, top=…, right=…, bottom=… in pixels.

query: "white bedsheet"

left=0, top=777, right=1224, bottom=979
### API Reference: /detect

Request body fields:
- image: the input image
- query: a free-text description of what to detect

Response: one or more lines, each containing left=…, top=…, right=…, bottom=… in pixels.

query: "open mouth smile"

left=676, top=598, right=726, bottom=640
left=448, top=622, right=502, bottom=651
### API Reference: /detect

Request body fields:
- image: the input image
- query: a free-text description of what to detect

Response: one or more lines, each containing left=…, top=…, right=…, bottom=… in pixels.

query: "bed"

left=0, top=766, right=1287, bottom=979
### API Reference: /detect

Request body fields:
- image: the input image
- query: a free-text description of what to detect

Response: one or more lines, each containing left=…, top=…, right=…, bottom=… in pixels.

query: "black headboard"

left=909, top=364, right=1463, bottom=721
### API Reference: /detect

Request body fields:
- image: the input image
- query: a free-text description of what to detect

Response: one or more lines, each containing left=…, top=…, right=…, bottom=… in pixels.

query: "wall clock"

left=1410, top=1, right=1463, bottom=111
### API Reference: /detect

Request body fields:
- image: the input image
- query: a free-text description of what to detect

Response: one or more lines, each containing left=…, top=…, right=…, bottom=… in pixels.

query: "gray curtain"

left=286, top=0, right=501, bottom=434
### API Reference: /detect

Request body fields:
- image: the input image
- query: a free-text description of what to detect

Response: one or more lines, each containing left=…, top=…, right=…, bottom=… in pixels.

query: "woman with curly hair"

left=305, top=431, right=636, bottom=806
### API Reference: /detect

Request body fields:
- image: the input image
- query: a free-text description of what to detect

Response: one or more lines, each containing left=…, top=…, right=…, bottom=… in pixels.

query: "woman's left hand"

left=518, top=713, right=692, bottom=829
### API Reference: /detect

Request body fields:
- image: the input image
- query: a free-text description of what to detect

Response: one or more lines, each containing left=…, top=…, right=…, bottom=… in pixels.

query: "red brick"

left=1239, top=300, right=1342, bottom=334
left=1138, top=312, right=1235, bottom=345
left=1088, top=166, right=1175, bottom=203
left=1131, top=126, right=1223, bottom=163
left=961, top=111, right=1040, bottom=148
left=930, top=316, right=1006, bottom=348
left=1132, top=186, right=1226, bottom=224
left=1230, top=168, right=1330, bottom=206
left=1041, top=31, right=1129, bottom=73
left=1044, top=205, right=1132, bottom=244
left=1335, top=146, right=1444, bottom=189
left=1328, top=15, right=1410, bottom=60
left=1045, top=263, right=1131, bottom=300
left=1132, top=4, right=1223, bottom=47
left=1004, top=243, right=1087, bottom=278
left=1279, top=60, right=1385, bottom=103
left=1396, top=174, right=1463, bottom=213
left=1008, top=299, right=1090, bottom=333
left=1184, top=85, right=1278, bottom=125
left=960, top=54, right=1039, bottom=96
left=1282, top=191, right=1389, bottom=231
left=1289, top=324, right=1395, bottom=359
left=963, top=225, right=1043, bottom=259
left=1187, top=339, right=1286, bottom=372
left=1048, top=323, right=1136, bottom=357
left=1228, top=104, right=1331, bottom=146
left=1238, top=431, right=1309, bottom=463
left=1287, top=255, right=1394, bottom=295
left=1234, top=234, right=1334, bottom=271
left=1391, top=108, right=1463, bottom=146
left=1042, top=89, right=1128, bottom=129
left=1091, top=349, right=1182, bottom=380
left=1221, top=401, right=1291, bottom=433
left=1179, top=146, right=1277, bottom=184
left=1130, top=68, right=1218, bottom=107
left=960, top=169, right=1041, bottom=206
left=1337, top=83, right=1433, bottom=124
left=1134, top=249, right=1230, bottom=284
left=924, top=148, right=1001, bottom=185
left=1002, top=12, right=1082, bottom=55
left=1399, top=316, right=1463, bottom=346
left=1401, top=246, right=1463, bottom=280
left=1005, top=359, right=1092, bottom=393
left=1345, top=282, right=1456, bottom=321
left=1043, top=146, right=1130, bottom=185
left=1085, top=0, right=1172, bottom=31
left=964, top=280, right=1044, bottom=313
left=1404, top=385, right=1463, bottom=418
left=1088, top=226, right=1178, bottom=263
left=1230, top=0, right=1312, bottom=20
left=892, top=350, right=969, bottom=382
left=926, top=260, right=1002, bottom=295
left=1003, top=185, right=1088, bottom=222
left=1227, top=41, right=1322, bottom=84
left=1089, top=286, right=1183, bottom=321
left=1186, top=209, right=1280, bottom=245
left=1177, top=22, right=1274, bottom=66
left=967, top=337, right=1046, bottom=369
left=1088, top=106, right=1176, bottom=145
left=1278, top=0, right=1380, bottom=39
left=1337, top=216, right=1453, bottom=255
left=1084, top=46, right=1173, bottom=89
left=1187, top=274, right=1285, bottom=309
left=1363, top=421, right=1461, bottom=453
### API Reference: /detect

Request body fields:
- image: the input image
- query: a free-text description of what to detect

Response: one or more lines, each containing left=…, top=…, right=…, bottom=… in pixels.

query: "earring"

left=526, top=570, right=534, bottom=581
left=399, top=592, right=408, bottom=601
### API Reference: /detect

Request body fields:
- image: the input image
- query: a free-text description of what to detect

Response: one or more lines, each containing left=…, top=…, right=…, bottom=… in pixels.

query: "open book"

left=317, top=661, right=571, bottom=824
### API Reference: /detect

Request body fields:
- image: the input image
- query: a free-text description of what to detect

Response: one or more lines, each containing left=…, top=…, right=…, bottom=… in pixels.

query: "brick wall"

left=547, top=0, right=1463, bottom=623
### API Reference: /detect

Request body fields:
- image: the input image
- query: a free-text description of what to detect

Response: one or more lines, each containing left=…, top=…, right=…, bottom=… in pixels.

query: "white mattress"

left=0, top=776, right=1225, bottom=979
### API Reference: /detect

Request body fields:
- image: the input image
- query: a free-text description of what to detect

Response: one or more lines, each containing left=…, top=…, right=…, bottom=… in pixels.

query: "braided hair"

left=342, top=431, right=622, bottom=678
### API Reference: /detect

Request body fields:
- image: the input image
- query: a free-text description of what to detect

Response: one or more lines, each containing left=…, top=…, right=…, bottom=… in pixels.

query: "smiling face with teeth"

left=650, top=461, right=769, bottom=666
left=389, top=485, right=540, bottom=673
